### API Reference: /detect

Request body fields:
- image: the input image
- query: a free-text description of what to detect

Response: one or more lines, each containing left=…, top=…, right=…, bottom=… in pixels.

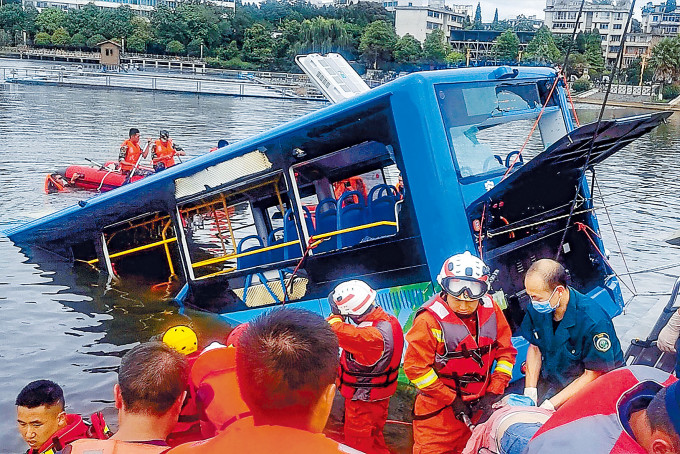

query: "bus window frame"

left=290, top=143, right=402, bottom=257
left=177, top=170, right=302, bottom=282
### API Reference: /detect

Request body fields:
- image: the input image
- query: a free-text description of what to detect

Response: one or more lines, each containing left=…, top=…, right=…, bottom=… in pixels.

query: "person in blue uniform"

left=520, top=258, right=624, bottom=411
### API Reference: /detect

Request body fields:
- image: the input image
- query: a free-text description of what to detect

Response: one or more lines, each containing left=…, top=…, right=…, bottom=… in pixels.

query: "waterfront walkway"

left=1, top=65, right=327, bottom=101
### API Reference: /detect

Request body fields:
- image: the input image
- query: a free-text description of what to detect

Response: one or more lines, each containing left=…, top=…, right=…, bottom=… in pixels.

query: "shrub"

left=572, top=78, right=592, bottom=93
left=34, top=32, right=51, bottom=46
left=662, top=84, right=680, bottom=100
left=165, top=40, right=185, bottom=55
left=86, top=34, right=106, bottom=49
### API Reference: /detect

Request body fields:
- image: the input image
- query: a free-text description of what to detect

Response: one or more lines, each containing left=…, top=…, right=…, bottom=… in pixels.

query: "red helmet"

left=437, top=251, right=490, bottom=300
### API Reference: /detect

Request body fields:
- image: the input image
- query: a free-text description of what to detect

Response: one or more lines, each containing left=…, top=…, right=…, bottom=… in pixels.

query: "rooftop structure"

left=449, top=29, right=536, bottom=63
left=544, top=0, right=632, bottom=65
left=641, top=1, right=680, bottom=36
left=395, top=4, right=467, bottom=42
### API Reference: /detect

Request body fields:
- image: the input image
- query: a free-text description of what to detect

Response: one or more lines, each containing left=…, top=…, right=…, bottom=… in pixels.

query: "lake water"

left=1, top=59, right=680, bottom=452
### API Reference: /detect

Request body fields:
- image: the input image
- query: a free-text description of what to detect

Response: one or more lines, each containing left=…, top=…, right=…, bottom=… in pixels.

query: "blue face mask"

left=530, top=287, right=562, bottom=314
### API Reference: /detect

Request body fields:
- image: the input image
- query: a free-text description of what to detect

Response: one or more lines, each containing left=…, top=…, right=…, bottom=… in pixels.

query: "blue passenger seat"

left=283, top=209, right=303, bottom=260
left=314, top=198, right=337, bottom=253
left=337, top=190, right=367, bottom=248
left=236, top=235, right=265, bottom=270
left=368, top=184, right=398, bottom=238
left=267, top=227, right=284, bottom=263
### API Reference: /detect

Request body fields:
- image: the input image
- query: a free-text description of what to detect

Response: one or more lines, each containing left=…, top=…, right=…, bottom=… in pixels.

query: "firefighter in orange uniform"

left=404, top=252, right=517, bottom=454
left=327, top=280, right=404, bottom=454
left=151, top=130, right=185, bottom=172
left=119, top=128, right=151, bottom=173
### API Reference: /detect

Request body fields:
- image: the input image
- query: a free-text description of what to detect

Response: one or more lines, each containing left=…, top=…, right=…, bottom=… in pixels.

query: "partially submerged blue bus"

left=6, top=66, right=669, bottom=379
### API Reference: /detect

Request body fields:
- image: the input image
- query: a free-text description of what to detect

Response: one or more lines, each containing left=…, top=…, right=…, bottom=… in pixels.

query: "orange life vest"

left=189, top=345, right=251, bottom=436
left=30, top=413, right=110, bottom=454
left=119, top=139, right=143, bottom=171
left=417, top=294, right=499, bottom=401
left=338, top=311, right=404, bottom=402
left=65, top=439, right=169, bottom=454
left=152, top=139, right=176, bottom=168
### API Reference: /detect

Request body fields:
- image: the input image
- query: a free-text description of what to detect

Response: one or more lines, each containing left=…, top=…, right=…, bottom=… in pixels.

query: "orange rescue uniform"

left=404, top=294, right=516, bottom=454
left=166, top=418, right=355, bottom=454
left=119, top=139, right=143, bottom=172
left=152, top=139, right=177, bottom=169
left=328, top=307, right=403, bottom=454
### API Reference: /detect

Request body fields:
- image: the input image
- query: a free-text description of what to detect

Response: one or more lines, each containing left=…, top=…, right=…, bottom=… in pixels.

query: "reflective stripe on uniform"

left=494, top=360, right=513, bottom=376
left=430, top=328, right=443, bottom=343
left=412, top=368, right=438, bottom=389
left=328, top=317, right=343, bottom=325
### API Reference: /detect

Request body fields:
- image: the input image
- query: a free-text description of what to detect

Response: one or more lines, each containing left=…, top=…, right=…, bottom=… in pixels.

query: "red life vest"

left=29, top=413, right=110, bottom=454
left=152, top=139, right=176, bottom=168
left=119, top=139, right=143, bottom=171
left=417, top=294, right=498, bottom=401
left=338, top=310, right=404, bottom=402
left=525, top=366, right=677, bottom=454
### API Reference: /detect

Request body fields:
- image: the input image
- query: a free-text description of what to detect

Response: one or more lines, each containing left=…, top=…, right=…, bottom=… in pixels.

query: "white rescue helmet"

left=329, top=280, right=377, bottom=316
left=437, top=251, right=490, bottom=301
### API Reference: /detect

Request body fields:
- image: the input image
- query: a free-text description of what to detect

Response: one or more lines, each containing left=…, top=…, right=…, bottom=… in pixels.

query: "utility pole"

left=200, top=43, right=204, bottom=59
left=466, top=47, right=471, bottom=66
left=639, top=52, right=648, bottom=87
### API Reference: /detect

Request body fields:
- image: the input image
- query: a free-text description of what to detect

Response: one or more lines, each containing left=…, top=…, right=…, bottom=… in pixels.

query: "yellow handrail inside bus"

left=191, top=239, right=302, bottom=268
left=190, top=220, right=398, bottom=271
left=87, top=237, right=178, bottom=264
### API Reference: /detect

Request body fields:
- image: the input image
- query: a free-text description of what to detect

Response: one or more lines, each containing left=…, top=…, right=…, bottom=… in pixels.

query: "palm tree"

left=650, top=37, right=680, bottom=87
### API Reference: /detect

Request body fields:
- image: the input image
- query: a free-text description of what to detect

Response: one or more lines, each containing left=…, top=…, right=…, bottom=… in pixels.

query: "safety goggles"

left=440, top=276, right=489, bottom=300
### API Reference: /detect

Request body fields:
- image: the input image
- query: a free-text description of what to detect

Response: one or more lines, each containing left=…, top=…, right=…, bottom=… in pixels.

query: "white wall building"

left=641, top=1, right=680, bottom=36
left=29, top=0, right=234, bottom=15
left=544, top=0, right=632, bottom=65
left=395, top=5, right=467, bottom=42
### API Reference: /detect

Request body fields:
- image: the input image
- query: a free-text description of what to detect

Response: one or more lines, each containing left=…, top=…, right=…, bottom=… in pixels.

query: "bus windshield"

left=436, top=81, right=549, bottom=179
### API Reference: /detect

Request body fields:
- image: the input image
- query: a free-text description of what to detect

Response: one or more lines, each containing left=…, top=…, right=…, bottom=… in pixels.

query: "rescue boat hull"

left=45, top=162, right=150, bottom=194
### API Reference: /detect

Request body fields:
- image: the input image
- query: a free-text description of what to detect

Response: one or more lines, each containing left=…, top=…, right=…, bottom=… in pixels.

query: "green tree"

left=524, top=26, right=560, bottom=63
left=34, top=31, right=51, bottom=46
left=298, top=17, right=351, bottom=54
left=473, top=2, right=482, bottom=28
left=187, top=38, right=203, bottom=57
left=651, top=36, right=680, bottom=83
left=51, top=27, right=70, bottom=46
left=127, top=16, right=153, bottom=53
left=445, top=50, right=464, bottom=65
left=100, top=6, right=134, bottom=40
left=71, top=32, right=86, bottom=47
left=65, top=4, right=102, bottom=38
left=216, top=40, right=240, bottom=60
left=584, top=33, right=605, bottom=79
left=241, top=23, right=274, bottom=65
left=624, top=56, right=654, bottom=85
left=393, top=33, right=421, bottom=64
left=0, top=29, right=12, bottom=46
left=165, top=39, right=185, bottom=55
left=359, top=20, right=396, bottom=69
left=493, top=29, right=519, bottom=61
left=0, top=4, right=37, bottom=42
left=422, top=29, right=450, bottom=63
left=86, top=33, right=105, bottom=48
left=35, top=7, right=67, bottom=34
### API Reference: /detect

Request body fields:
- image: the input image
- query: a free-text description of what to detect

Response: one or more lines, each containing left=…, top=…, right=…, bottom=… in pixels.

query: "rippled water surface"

left=1, top=59, right=680, bottom=452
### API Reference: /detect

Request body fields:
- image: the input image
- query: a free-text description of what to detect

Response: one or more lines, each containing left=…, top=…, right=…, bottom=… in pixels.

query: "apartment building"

left=641, top=1, right=680, bottom=36
left=544, top=0, right=632, bottom=65
left=395, top=4, right=468, bottom=42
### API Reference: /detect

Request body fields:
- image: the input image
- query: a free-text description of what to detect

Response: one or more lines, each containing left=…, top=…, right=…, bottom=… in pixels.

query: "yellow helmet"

left=162, top=325, right=198, bottom=355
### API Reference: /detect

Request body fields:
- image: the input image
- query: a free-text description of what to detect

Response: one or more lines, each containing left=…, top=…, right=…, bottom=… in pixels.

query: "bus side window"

left=292, top=142, right=402, bottom=255
left=178, top=174, right=303, bottom=280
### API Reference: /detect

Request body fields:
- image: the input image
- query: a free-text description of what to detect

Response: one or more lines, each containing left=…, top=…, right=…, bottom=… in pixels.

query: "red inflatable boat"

left=45, top=161, right=153, bottom=194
